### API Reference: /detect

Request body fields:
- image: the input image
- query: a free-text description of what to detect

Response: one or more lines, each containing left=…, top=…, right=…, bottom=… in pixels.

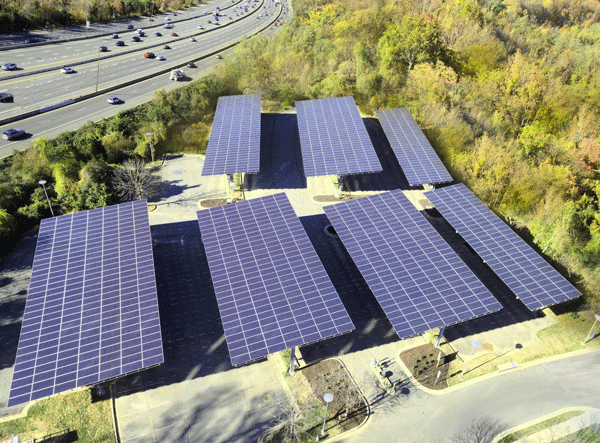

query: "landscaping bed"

left=399, top=342, right=450, bottom=390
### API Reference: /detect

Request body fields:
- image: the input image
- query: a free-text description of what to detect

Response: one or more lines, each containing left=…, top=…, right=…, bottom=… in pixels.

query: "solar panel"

left=296, top=96, right=382, bottom=177
left=323, top=190, right=501, bottom=339
left=427, top=184, right=581, bottom=311
left=375, top=108, right=452, bottom=186
left=201, top=94, right=261, bottom=176
left=197, top=193, right=354, bottom=366
left=8, top=200, right=163, bottom=407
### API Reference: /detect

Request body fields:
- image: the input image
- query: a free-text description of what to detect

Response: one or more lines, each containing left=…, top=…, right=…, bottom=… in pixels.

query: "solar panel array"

left=201, top=93, right=261, bottom=176
left=197, top=193, right=354, bottom=366
left=375, top=108, right=452, bottom=186
left=296, top=96, right=382, bottom=177
left=427, top=184, right=581, bottom=311
left=8, top=200, right=163, bottom=407
left=323, top=190, right=501, bottom=339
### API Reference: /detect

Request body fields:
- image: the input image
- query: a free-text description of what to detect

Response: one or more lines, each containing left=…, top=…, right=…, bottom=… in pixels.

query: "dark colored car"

left=111, top=33, right=119, bottom=38
left=126, top=24, right=134, bottom=29
left=187, top=61, right=196, bottom=68
left=171, top=32, right=178, bottom=36
left=132, top=35, right=140, bottom=41
left=25, top=37, right=39, bottom=43
left=2, top=129, right=26, bottom=140
left=162, top=45, right=170, bottom=49
left=155, top=32, right=162, bottom=36
left=99, top=45, right=108, bottom=52
left=0, top=92, right=14, bottom=102
left=116, top=40, right=125, bottom=46
left=144, top=52, right=155, bottom=58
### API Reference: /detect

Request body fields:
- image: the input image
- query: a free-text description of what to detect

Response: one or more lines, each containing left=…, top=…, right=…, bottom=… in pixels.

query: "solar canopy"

left=296, top=96, right=382, bottom=177
left=375, top=108, right=452, bottom=186
left=197, top=193, right=354, bottom=366
left=201, top=93, right=261, bottom=176
left=427, top=184, right=581, bottom=311
left=8, top=200, right=163, bottom=407
left=323, top=190, right=501, bottom=339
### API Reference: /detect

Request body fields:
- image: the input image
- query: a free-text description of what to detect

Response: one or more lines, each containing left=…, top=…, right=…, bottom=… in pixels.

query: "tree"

left=265, top=393, right=311, bottom=443
left=379, top=15, right=443, bottom=71
left=112, top=158, right=156, bottom=202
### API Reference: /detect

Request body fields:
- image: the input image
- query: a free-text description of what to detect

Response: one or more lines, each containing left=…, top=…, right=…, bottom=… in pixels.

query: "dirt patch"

left=399, top=342, right=451, bottom=390
left=200, top=198, right=240, bottom=208
left=313, top=195, right=366, bottom=202
left=301, top=359, right=368, bottom=432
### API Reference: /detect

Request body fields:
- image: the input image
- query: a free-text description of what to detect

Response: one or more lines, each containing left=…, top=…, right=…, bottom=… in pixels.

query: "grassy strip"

left=554, top=424, right=600, bottom=442
left=442, top=310, right=600, bottom=386
left=497, top=411, right=585, bottom=443
left=0, top=389, right=115, bottom=443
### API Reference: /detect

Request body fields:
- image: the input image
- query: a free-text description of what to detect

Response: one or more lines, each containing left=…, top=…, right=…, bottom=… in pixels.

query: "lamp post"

left=462, top=340, right=480, bottom=376
left=38, top=180, right=54, bottom=217
left=583, top=314, right=600, bottom=345
left=95, top=48, right=101, bottom=92
left=146, top=132, right=155, bottom=163
left=321, top=393, right=333, bottom=435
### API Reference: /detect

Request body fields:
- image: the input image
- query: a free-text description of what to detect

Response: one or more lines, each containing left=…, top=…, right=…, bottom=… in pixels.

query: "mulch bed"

left=200, top=198, right=239, bottom=208
left=301, top=359, right=368, bottom=432
left=399, top=342, right=453, bottom=390
left=313, top=195, right=366, bottom=202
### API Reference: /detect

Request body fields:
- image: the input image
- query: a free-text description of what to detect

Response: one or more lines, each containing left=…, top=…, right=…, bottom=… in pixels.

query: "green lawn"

left=0, top=389, right=115, bottom=443
left=497, top=410, right=584, bottom=443
left=555, top=424, right=600, bottom=442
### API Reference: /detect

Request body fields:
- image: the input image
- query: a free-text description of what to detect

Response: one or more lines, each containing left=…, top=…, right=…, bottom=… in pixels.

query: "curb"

left=0, top=0, right=282, bottom=127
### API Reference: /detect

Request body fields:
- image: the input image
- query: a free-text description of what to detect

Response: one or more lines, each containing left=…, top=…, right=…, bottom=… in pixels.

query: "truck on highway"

left=170, top=69, right=185, bottom=81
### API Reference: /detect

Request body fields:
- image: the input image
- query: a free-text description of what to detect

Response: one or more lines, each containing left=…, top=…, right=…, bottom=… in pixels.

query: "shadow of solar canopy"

left=8, top=200, right=163, bottom=407
left=201, top=93, right=261, bottom=176
left=197, top=193, right=354, bottom=366
left=375, top=108, right=452, bottom=186
left=323, top=190, right=501, bottom=339
left=295, top=96, right=383, bottom=177
left=427, top=184, right=581, bottom=311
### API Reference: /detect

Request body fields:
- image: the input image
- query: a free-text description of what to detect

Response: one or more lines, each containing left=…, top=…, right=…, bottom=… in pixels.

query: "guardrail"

left=0, top=0, right=282, bottom=127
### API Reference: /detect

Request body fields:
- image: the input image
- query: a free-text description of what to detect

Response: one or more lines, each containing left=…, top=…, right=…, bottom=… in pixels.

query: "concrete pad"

left=116, top=391, right=149, bottom=416
left=119, top=409, right=154, bottom=440
left=235, top=361, right=278, bottom=390
left=146, top=384, right=178, bottom=408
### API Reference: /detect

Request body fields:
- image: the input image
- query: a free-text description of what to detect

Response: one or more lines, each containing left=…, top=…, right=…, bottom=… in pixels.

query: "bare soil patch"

left=313, top=195, right=366, bottom=202
left=301, top=359, right=368, bottom=432
left=200, top=198, right=241, bottom=208
left=399, top=342, right=452, bottom=390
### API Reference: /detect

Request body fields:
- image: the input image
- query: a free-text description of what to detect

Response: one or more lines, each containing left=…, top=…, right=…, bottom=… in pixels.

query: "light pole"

left=146, top=132, right=155, bottom=162
left=461, top=340, right=480, bottom=376
left=38, top=180, right=54, bottom=217
left=321, top=393, right=333, bottom=435
left=95, top=48, right=101, bottom=92
left=583, top=314, right=600, bottom=345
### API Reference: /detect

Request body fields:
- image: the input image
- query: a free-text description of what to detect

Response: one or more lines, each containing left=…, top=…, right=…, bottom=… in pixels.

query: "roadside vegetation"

left=497, top=410, right=585, bottom=443
left=0, top=389, right=114, bottom=443
left=1, top=0, right=600, bottom=312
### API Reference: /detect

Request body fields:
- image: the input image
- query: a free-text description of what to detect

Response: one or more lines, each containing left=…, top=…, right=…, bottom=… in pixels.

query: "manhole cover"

left=172, top=170, right=185, bottom=175
left=263, top=394, right=270, bottom=402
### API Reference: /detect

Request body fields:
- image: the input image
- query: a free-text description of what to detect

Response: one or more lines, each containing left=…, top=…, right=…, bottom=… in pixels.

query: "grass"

left=441, top=309, right=600, bottom=386
left=554, top=424, right=600, bottom=442
left=0, top=389, right=115, bottom=443
left=497, top=410, right=585, bottom=443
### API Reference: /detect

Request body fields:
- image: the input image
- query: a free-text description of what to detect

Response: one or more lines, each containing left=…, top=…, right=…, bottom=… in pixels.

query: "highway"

left=0, top=0, right=289, bottom=157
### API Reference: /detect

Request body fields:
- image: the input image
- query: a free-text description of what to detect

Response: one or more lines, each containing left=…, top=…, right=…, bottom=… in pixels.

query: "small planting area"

left=0, top=389, right=115, bottom=443
left=399, top=342, right=450, bottom=389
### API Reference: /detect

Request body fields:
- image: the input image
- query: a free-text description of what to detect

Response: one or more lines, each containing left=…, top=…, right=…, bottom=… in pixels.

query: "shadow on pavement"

left=245, top=113, right=306, bottom=191
left=297, top=213, right=400, bottom=365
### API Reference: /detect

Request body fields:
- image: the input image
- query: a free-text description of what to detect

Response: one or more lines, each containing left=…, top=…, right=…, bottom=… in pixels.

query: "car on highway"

left=165, top=16, right=171, bottom=20
left=1, top=63, right=17, bottom=71
left=187, top=61, right=196, bottom=68
left=107, top=96, right=121, bottom=104
left=171, top=32, right=178, bottom=36
left=172, top=12, right=177, bottom=15
left=25, top=37, right=39, bottom=43
left=99, top=45, right=108, bottom=52
left=163, top=24, right=173, bottom=28
left=157, top=55, right=166, bottom=60
left=136, top=29, right=144, bottom=35
left=190, top=37, right=196, bottom=42
left=216, top=54, right=222, bottom=59
left=61, top=66, right=75, bottom=74
left=126, top=24, right=134, bottom=29
left=132, top=35, right=140, bottom=41
left=0, top=92, right=14, bottom=102
left=116, top=40, right=125, bottom=46
left=111, top=33, right=119, bottom=38
left=144, top=52, right=155, bottom=58
left=155, top=32, right=162, bottom=36
left=163, top=45, right=170, bottom=49
left=2, top=129, right=26, bottom=140
left=198, top=24, right=204, bottom=29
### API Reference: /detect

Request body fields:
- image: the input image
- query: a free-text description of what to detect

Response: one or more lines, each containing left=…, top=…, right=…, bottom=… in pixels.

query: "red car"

left=163, top=45, right=170, bottom=49
left=144, top=52, right=155, bottom=58
left=171, top=32, right=178, bottom=37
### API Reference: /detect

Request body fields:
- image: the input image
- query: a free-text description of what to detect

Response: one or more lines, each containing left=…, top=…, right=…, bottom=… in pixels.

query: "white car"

left=1, top=62, right=17, bottom=70
left=165, top=16, right=171, bottom=20
left=198, top=24, right=204, bottom=29
left=163, top=24, right=173, bottom=28
left=107, top=96, right=120, bottom=104
left=190, top=37, right=196, bottom=42
left=157, top=55, right=166, bottom=60
left=61, top=66, right=75, bottom=74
